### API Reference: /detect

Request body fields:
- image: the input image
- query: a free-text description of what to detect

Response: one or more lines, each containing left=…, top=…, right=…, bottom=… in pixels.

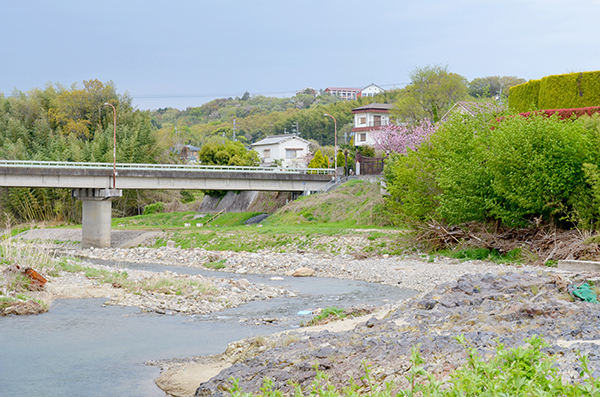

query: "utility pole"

left=292, top=121, right=300, bottom=136
left=233, top=119, right=237, bottom=142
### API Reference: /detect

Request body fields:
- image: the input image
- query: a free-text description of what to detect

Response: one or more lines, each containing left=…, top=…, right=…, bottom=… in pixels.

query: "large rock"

left=291, top=267, right=314, bottom=277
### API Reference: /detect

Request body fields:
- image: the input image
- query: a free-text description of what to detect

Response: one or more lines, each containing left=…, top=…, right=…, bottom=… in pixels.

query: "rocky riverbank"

left=191, top=271, right=600, bottom=396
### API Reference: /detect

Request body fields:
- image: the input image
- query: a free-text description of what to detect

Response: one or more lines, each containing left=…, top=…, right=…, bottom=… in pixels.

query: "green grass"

left=204, top=259, right=227, bottom=269
left=305, top=307, right=346, bottom=325
left=112, top=211, right=199, bottom=229
left=112, top=211, right=266, bottom=229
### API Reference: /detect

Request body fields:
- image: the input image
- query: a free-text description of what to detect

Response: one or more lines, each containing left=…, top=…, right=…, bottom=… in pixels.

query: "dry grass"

left=0, top=237, right=57, bottom=315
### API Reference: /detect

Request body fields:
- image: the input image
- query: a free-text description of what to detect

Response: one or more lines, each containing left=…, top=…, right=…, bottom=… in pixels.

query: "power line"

left=132, top=82, right=410, bottom=100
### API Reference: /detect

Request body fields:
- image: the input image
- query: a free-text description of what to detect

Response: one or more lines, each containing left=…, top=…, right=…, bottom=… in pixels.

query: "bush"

left=180, top=190, right=196, bottom=203
left=385, top=112, right=600, bottom=228
left=520, top=105, right=600, bottom=120
left=142, top=202, right=165, bottom=215
left=484, top=113, right=599, bottom=226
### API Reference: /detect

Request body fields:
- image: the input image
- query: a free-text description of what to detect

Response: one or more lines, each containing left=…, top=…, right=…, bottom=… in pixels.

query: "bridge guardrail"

left=0, top=160, right=335, bottom=175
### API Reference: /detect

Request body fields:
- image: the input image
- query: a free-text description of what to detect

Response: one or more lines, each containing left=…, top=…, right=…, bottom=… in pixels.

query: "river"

left=0, top=261, right=417, bottom=396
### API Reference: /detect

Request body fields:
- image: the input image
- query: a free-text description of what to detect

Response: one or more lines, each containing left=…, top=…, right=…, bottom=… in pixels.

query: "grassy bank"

left=109, top=180, right=410, bottom=256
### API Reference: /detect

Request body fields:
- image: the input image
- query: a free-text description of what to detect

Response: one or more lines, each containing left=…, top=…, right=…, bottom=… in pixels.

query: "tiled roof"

left=352, top=103, right=393, bottom=112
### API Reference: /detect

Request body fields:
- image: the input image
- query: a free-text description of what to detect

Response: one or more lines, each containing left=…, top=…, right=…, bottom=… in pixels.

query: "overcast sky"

left=2, top=0, right=599, bottom=110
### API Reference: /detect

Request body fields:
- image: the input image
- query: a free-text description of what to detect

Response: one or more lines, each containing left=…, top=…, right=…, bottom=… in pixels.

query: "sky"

left=2, top=0, right=600, bottom=111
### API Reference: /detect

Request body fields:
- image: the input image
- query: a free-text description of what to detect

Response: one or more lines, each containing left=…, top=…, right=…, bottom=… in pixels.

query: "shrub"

left=520, top=105, right=600, bottom=120
left=180, top=190, right=196, bottom=203
left=307, top=149, right=329, bottom=169
left=485, top=113, right=599, bottom=226
left=385, top=111, right=600, bottom=228
left=142, top=202, right=164, bottom=215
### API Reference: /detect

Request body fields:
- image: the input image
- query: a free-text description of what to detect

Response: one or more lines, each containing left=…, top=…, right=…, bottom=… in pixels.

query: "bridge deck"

left=0, top=161, right=334, bottom=191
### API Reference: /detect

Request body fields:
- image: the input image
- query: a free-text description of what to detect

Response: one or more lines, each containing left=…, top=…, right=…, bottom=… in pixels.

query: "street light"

left=323, top=113, right=337, bottom=181
left=103, top=102, right=117, bottom=189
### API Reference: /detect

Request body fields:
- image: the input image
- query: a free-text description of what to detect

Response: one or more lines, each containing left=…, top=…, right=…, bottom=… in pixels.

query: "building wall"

left=254, top=138, right=310, bottom=168
left=352, top=111, right=390, bottom=147
left=353, top=112, right=390, bottom=128
left=361, top=85, right=384, bottom=97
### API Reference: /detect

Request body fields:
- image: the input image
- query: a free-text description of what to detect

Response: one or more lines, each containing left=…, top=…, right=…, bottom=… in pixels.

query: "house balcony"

left=353, top=120, right=389, bottom=130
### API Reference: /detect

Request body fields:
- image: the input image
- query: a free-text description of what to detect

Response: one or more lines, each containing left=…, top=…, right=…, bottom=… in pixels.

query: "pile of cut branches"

left=416, top=220, right=600, bottom=264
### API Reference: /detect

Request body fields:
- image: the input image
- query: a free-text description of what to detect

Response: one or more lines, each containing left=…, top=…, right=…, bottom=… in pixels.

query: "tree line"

left=150, top=67, right=525, bottom=150
left=0, top=79, right=172, bottom=223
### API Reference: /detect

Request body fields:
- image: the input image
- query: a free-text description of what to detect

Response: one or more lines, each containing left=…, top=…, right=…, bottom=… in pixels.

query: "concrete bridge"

left=0, top=160, right=334, bottom=248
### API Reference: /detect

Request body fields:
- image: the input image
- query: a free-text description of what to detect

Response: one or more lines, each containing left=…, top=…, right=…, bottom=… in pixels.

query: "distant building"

left=351, top=103, right=393, bottom=146
left=175, top=144, right=201, bottom=163
left=324, top=87, right=362, bottom=101
left=296, top=87, right=318, bottom=96
left=441, top=101, right=506, bottom=121
left=251, top=134, right=311, bottom=168
left=360, top=83, right=385, bottom=97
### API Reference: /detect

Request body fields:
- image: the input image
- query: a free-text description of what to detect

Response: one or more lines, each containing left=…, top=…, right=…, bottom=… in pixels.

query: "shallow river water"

left=0, top=261, right=417, bottom=396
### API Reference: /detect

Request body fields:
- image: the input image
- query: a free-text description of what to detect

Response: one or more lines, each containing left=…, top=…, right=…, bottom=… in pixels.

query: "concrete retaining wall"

left=197, top=191, right=260, bottom=213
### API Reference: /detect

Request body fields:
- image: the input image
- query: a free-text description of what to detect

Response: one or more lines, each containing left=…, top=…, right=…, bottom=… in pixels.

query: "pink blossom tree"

left=371, top=119, right=437, bottom=154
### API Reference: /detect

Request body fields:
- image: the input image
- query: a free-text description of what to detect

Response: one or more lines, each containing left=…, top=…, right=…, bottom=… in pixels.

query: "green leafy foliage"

left=385, top=111, right=600, bottom=229
left=307, top=149, right=329, bottom=169
left=442, top=247, right=522, bottom=263
left=142, top=202, right=165, bottom=215
left=393, top=64, right=469, bottom=123
left=468, top=75, right=526, bottom=98
left=508, top=78, right=541, bottom=112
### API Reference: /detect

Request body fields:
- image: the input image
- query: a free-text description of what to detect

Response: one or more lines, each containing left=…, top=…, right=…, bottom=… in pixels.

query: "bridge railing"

left=0, top=160, right=335, bottom=175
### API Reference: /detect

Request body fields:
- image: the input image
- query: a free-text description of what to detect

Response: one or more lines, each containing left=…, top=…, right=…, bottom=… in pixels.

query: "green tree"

left=0, top=80, right=170, bottom=223
left=197, top=137, right=259, bottom=167
left=393, top=64, right=468, bottom=123
left=469, top=75, right=526, bottom=99
left=307, top=149, right=329, bottom=169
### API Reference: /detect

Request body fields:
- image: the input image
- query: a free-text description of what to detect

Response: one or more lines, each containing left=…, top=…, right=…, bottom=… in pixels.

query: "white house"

left=351, top=103, right=393, bottom=146
left=251, top=134, right=311, bottom=168
left=361, top=83, right=385, bottom=97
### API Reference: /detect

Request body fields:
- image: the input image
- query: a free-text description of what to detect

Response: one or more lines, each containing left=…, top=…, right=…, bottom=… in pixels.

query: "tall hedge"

left=509, top=79, right=541, bottom=112
left=509, top=71, right=600, bottom=112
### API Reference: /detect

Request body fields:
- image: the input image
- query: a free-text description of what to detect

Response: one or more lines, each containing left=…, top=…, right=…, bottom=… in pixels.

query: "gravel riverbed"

left=60, top=245, right=534, bottom=294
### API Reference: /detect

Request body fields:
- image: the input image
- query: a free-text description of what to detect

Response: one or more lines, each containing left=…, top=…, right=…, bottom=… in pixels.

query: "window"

left=360, top=133, right=367, bottom=142
left=286, top=149, right=298, bottom=158
left=359, top=117, right=366, bottom=125
left=263, top=149, right=270, bottom=159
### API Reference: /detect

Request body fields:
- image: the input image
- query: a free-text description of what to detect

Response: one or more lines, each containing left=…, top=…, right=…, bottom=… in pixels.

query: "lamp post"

left=103, top=102, right=117, bottom=189
left=323, top=113, right=337, bottom=181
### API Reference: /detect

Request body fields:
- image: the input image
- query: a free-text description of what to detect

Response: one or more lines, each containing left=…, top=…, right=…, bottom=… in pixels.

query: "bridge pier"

left=72, top=188, right=122, bottom=248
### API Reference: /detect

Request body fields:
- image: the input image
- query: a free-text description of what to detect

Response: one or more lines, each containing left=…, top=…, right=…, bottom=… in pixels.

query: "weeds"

left=204, top=259, right=227, bottom=269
